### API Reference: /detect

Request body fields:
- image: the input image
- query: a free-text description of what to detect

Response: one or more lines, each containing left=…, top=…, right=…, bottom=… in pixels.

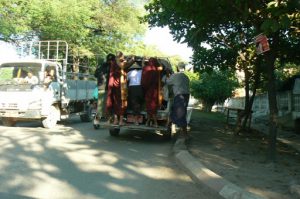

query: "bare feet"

left=113, top=120, right=118, bottom=125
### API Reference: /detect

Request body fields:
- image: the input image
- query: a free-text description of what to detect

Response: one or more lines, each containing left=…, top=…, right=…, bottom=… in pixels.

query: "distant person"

left=24, top=70, right=38, bottom=85
left=166, top=65, right=190, bottom=138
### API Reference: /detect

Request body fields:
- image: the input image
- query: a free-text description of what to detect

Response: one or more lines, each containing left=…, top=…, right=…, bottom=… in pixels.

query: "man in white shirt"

left=166, top=65, right=190, bottom=139
left=127, top=62, right=143, bottom=125
left=24, top=70, right=38, bottom=85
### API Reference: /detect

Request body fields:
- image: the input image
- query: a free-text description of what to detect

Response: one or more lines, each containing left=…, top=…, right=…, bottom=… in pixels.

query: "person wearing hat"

left=127, top=61, right=143, bottom=125
left=166, top=64, right=190, bottom=139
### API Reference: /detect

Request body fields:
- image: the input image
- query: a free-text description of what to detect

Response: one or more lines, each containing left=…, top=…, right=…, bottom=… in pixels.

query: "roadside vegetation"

left=143, top=0, right=300, bottom=162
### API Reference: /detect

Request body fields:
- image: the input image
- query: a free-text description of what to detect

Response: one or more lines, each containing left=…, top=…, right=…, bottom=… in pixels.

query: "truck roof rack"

left=18, top=40, right=68, bottom=65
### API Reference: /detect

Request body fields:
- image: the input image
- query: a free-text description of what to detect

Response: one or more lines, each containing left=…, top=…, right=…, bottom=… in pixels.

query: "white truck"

left=0, top=41, right=97, bottom=128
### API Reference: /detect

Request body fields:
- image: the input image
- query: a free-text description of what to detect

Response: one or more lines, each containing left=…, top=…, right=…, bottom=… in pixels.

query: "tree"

left=144, top=0, right=300, bottom=161
left=0, top=0, right=147, bottom=71
left=190, top=70, right=239, bottom=112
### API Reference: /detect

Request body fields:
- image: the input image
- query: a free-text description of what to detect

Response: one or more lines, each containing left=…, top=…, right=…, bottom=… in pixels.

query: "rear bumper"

left=96, top=122, right=168, bottom=132
left=0, top=109, right=42, bottom=119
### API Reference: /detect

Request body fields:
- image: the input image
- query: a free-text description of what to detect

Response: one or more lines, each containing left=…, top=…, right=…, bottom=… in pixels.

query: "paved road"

left=0, top=118, right=210, bottom=199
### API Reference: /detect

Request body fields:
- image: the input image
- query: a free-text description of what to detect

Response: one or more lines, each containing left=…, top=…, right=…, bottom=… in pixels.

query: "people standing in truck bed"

left=141, top=57, right=160, bottom=127
left=106, top=53, right=122, bottom=125
left=94, top=53, right=115, bottom=121
left=127, top=58, right=143, bottom=125
left=106, top=52, right=134, bottom=125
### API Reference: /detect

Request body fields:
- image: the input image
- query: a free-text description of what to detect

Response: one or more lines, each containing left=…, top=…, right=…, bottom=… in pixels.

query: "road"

left=0, top=118, right=210, bottom=199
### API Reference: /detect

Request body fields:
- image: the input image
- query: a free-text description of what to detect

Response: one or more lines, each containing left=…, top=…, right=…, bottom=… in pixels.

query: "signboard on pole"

left=254, top=34, right=270, bottom=55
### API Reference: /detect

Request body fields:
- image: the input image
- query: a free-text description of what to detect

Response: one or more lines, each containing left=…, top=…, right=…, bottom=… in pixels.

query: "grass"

left=191, top=109, right=226, bottom=123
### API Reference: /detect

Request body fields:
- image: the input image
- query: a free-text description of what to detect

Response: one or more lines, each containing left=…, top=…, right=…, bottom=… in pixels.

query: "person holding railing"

left=94, top=53, right=114, bottom=121
left=141, top=57, right=160, bottom=127
left=106, top=52, right=134, bottom=125
left=127, top=59, right=143, bottom=125
left=166, top=65, right=190, bottom=138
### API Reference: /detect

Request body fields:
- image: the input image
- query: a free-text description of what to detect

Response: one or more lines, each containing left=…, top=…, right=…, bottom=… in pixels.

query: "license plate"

left=127, top=114, right=143, bottom=123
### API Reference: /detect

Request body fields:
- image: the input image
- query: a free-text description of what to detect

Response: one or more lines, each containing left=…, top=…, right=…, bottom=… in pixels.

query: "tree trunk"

left=265, top=32, right=279, bottom=162
left=235, top=68, right=250, bottom=134
left=242, top=87, right=256, bottom=129
left=241, top=67, right=261, bottom=130
left=203, top=101, right=213, bottom=112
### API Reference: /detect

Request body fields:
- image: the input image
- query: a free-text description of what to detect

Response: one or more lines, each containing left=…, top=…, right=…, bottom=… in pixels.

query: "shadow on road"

left=0, top=117, right=194, bottom=199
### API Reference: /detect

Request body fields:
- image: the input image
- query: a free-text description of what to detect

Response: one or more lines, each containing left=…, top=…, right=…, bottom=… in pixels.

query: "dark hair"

left=106, top=53, right=115, bottom=61
left=27, top=69, right=34, bottom=73
left=149, top=57, right=160, bottom=67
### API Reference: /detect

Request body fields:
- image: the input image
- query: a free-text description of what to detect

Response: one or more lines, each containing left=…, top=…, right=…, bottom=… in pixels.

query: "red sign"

left=254, top=34, right=270, bottom=54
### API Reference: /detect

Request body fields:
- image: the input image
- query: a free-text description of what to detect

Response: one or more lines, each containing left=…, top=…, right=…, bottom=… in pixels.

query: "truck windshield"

left=0, top=62, right=42, bottom=85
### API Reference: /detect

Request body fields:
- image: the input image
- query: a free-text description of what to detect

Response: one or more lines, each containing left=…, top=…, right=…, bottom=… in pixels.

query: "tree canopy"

left=0, top=0, right=150, bottom=60
left=144, top=0, right=300, bottom=161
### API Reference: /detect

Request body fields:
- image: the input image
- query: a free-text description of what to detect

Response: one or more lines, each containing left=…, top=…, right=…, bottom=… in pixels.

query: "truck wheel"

left=42, top=105, right=59, bottom=129
left=80, top=104, right=92, bottom=122
left=109, top=128, right=120, bottom=136
left=2, top=118, right=16, bottom=127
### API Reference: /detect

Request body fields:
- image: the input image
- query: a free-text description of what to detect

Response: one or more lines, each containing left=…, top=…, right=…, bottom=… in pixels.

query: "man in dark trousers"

left=94, top=53, right=115, bottom=121
left=166, top=64, right=190, bottom=139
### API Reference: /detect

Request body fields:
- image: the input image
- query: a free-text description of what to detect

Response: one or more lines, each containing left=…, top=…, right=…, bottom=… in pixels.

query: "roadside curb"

left=290, top=184, right=300, bottom=199
left=173, top=138, right=265, bottom=199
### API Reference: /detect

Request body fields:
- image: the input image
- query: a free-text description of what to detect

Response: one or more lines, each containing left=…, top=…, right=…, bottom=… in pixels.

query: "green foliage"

left=0, top=0, right=148, bottom=69
left=144, top=0, right=300, bottom=78
left=184, top=70, right=199, bottom=82
left=276, top=62, right=300, bottom=90
left=192, top=109, right=226, bottom=123
left=190, top=70, right=239, bottom=108
left=0, top=68, right=13, bottom=80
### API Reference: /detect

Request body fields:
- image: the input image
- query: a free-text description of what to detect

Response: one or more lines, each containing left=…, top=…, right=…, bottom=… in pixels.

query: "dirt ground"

left=187, top=109, right=300, bottom=199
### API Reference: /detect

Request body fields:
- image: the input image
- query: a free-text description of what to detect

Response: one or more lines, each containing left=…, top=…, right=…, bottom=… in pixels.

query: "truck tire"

left=109, top=128, right=120, bottom=136
left=42, top=105, right=60, bottom=129
left=2, top=118, right=16, bottom=127
left=80, top=104, right=92, bottom=122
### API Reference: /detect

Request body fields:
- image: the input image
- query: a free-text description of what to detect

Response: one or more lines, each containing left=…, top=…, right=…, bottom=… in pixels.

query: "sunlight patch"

left=125, top=164, right=187, bottom=180
left=106, top=183, right=137, bottom=194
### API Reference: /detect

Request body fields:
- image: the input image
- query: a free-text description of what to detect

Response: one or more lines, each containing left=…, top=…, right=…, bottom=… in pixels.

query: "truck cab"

left=0, top=41, right=96, bottom=128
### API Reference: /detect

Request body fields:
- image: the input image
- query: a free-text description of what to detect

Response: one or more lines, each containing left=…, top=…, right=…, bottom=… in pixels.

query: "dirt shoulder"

left=187, top=109, right=300, bottom=199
